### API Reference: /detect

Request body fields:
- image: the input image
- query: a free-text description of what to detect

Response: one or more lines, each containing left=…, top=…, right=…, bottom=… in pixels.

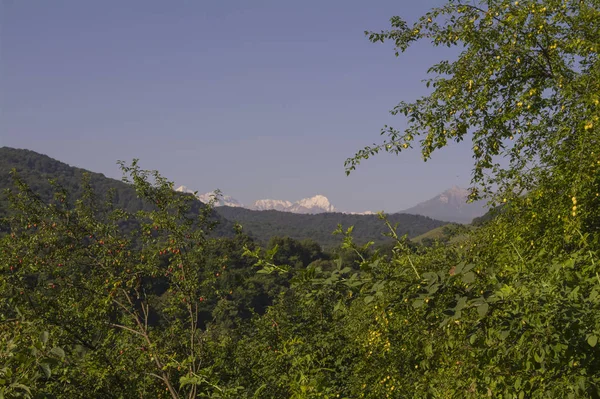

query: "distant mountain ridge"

left=252, top=199, right=293, bottom=212
left=401, top=186, right=488, bottom=223
left=176, top=186, right=340, bottom=214
left=1, top=148, right=449, bottom=248
left=176, top=186, right=244, bottom=208
left=175, top=184, right=487, bottom=221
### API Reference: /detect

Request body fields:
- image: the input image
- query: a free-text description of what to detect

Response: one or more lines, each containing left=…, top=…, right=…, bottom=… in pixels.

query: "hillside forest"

left=1, top=1, right=599, bottom=398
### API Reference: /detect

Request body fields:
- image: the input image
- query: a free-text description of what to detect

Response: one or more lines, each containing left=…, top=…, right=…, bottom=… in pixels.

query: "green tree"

left=267, top=237, right=326, bottom=269
left=1, top=162, right=240, bottom=398
left=332, top=1, right=600, bottom=396
left=346, top=0, right=599, bottom=204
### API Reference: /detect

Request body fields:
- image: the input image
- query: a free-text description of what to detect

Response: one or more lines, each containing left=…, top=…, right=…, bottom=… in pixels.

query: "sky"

left=1, top=0, right=475, bottom=213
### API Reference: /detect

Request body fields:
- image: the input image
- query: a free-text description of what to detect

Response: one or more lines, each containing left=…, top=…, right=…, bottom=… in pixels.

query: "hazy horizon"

left=1, top=0, right=474, bottom=213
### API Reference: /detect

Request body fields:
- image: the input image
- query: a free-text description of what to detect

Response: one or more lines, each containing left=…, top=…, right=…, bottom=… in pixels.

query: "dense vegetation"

left=2, top=0, right=599, bottom=397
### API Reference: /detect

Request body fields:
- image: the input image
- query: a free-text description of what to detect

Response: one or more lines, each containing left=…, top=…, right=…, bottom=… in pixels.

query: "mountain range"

left=176, top=185, right=487, bottom=223
left=0, top=147, right=451, bottom=248
left=176, top=186, right=339, bottom=214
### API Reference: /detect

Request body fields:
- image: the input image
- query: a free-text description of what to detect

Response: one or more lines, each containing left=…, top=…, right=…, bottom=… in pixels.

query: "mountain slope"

left=1, top=147, right=143, bottom=214
left=216, top=206, right=447, bottom=249
left=0, top=147, right=235, bottom=236
left=401, top=186, right=488, bottom=223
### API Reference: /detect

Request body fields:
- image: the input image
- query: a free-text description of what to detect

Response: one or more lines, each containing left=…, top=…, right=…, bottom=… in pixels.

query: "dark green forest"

left=216, top=207, right=445, bottom=248
left=2, top=1, right=599, bottom=398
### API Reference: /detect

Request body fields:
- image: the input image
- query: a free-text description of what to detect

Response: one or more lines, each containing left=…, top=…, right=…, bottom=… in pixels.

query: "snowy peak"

left=197, top=192, right=243, bottom=208
left=251, top=195, right=335, bottom=214
left=252, top=199, right=293, bottom=211
left=175, top=185, right=339, bottom=214
left=347, top=210, right=376, bottom=215
left=437, top=186, right=471, bottom=207
left=175, top=186, right=243, bottom=208
left=287, top=195, right=335, bottom=214
left=175, top=185, right=194, bottom=194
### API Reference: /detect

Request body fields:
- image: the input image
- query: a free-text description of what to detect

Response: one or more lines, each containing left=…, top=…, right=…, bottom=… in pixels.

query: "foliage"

left=1, top=161, right=262, bottom=398
left=0, top=311, right=66, bottom=399
left=345, top=0, right=599, bottom=204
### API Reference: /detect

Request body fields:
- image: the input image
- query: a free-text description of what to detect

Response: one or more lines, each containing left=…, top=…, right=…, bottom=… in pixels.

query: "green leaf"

left=50, top=347, right=65, bottom=359
left=462, top=272, right=475, bottom=284
left=39, top=362, right=51, bottom=378
left=587, top=335, right=598, bottom=347
left=453, top=263, right=465, bottom=275
left=455, top=296, right=467, bottom=311
left=40, top=331, right=49, bottom=345
left=412, top=299, right=424, bottom=309
left=364, top=295, right=374, bottom=304
left=477, top=302, right=489, bottom=317
left=461, top=264, right=476, bottom=274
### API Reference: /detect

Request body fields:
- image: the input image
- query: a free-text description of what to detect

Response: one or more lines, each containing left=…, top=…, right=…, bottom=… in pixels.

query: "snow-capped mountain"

left=287, top=195, right=335, bottom=214
left=175, top=186, right=244, bottom=208
left=176, top=184, right=489, bottom=221
left=252, top=199, right=293, bottom=211
left=197, top=193, right=243, bottom=208
left=252, top=195, right=335, bottom=214
left=175, top=185, right=340, bottom=214
left=346, top=210, right=376, bottom=215
left=401, top=186, right=487, bottom=223
left=175, top=185, right=195, bottom=195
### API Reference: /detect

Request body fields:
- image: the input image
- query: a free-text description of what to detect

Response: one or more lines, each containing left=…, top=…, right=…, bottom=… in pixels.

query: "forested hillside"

left=0, top=147, right=146, bottom=214
left=217, top=205, right=446, bottom=248
left=0, top=147, right=235, bottom=237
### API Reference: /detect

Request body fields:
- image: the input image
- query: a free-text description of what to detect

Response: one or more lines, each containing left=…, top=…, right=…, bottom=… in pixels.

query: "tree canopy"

left=346, top=0, right=599, bottom=203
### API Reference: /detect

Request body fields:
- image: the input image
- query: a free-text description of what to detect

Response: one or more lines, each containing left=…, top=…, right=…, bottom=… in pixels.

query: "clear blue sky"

left=1, top=0, right=474, bottom=212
